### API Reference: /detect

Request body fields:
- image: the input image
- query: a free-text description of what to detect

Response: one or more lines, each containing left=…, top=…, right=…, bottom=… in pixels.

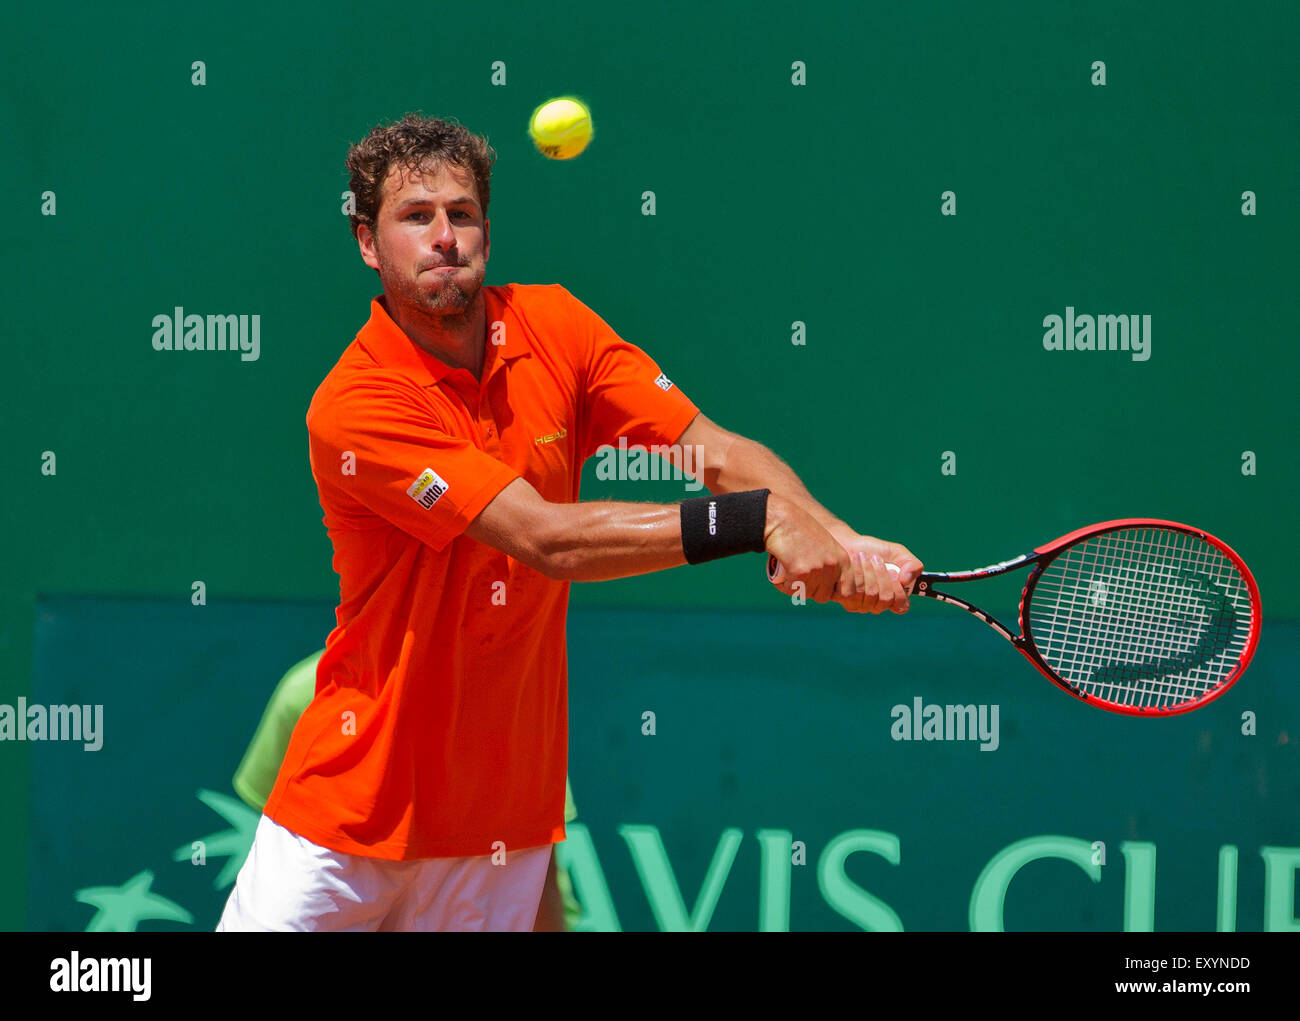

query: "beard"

left=416, top=272, right=475, bottom=312
left=376, top=242, right=483, bottom=323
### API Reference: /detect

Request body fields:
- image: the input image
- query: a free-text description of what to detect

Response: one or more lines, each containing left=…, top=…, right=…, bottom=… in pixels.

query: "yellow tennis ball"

left=529, top=97, right=593, bottom=160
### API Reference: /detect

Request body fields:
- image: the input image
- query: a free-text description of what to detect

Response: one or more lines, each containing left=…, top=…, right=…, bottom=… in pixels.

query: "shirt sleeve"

left=309, top=373, right=520, bottom=552
left=562, top=287, right=701, bottom=464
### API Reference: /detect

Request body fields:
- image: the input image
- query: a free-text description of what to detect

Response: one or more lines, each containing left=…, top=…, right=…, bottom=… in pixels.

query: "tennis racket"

left=767, top=518, right=1260, bottom=716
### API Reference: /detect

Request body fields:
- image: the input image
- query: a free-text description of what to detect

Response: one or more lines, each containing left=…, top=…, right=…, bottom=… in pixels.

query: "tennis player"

left=217, top=113, right=920, bottom=932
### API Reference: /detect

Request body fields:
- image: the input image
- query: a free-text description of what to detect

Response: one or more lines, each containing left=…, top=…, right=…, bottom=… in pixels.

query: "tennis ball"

left=529, top=97, right=593, bottom=160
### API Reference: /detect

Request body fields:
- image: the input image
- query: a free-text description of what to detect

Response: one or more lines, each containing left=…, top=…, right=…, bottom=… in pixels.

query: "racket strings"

left=1027, top=527, right=1253, bottom=710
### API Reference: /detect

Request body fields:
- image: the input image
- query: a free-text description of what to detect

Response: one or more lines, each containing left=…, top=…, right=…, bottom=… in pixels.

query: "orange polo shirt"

left=263, top=283, right=699, bottom=860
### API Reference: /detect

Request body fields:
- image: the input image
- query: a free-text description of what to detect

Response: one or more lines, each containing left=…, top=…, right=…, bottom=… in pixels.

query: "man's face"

left=359, top=160, right=490, bottom=317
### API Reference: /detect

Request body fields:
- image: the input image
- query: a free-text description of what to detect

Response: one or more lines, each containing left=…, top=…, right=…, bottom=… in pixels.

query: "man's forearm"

left=536, top=500, right=686, bottom=581
left=471, top=470, right=859, bottom=599
left=532, top=490, right=850, bottom=605
left=475, top=480, right=833, bottom=591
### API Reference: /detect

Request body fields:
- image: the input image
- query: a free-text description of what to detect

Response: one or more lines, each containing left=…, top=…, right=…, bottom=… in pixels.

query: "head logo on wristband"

left=681, top=490, right=769, bottom=564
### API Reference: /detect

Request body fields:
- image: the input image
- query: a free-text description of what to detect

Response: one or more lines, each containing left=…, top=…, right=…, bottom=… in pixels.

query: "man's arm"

left=671, top=412, right=922, bottom=611
left=465, top=477, right=861, bottom=605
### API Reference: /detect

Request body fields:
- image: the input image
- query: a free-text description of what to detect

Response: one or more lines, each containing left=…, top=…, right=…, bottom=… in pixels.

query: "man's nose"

left=428, top=210, right=457, bottom=246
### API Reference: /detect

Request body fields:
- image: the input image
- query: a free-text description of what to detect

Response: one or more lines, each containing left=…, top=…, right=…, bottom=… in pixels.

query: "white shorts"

left=217, top=815, right=552, bottom=932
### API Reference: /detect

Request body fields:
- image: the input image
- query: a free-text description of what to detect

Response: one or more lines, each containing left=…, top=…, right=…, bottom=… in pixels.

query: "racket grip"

left=767, top=555, right=902, bottom=587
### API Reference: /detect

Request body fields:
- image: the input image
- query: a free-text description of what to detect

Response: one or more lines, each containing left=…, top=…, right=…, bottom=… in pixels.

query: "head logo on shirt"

left=406, top=468, right=450, bottom=510
left=654, top=373, right=674, bottom=391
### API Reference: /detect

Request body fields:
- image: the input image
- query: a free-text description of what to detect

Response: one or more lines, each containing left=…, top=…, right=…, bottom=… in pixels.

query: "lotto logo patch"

left=655, top=372, right=674, bottom=391
left=406, top=467, right=450, bottom=509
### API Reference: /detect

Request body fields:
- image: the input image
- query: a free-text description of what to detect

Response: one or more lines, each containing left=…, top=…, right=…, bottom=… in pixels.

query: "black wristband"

left=680, top=490, right=770, bottom=565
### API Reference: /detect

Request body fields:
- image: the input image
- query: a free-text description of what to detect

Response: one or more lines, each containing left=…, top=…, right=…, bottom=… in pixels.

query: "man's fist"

left=831, top=532, right=923, bottom=615
left=763, top=494, right=855, bottom=604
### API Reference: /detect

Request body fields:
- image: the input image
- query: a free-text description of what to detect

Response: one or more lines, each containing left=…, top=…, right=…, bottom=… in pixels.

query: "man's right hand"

left=763, top=493, right=857, bottom=604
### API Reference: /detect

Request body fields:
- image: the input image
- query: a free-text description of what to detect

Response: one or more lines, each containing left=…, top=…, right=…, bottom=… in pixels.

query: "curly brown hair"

left=345, top=113, right=497, bottom=240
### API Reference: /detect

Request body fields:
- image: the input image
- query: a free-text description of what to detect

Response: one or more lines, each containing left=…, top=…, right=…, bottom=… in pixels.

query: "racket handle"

left=767, top=555, right=903, bottom=587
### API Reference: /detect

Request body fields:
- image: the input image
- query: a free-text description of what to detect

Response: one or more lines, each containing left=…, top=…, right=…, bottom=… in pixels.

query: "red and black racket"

left=768, top=519, right=1261, bottom=716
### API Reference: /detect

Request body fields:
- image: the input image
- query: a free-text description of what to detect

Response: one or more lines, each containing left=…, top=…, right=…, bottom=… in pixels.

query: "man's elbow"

left=527, top=545, right=577, bottom=581
left=470, top=483, right=577, bottom=580
left=523, top=513, right=580, bottom=581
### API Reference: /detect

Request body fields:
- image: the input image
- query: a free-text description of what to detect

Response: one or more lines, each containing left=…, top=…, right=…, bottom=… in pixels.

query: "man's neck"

left=383, top=292, right=488, bottom=381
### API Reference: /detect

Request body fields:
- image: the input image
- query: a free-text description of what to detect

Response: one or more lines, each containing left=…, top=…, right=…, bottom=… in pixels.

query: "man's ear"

left=358, top=223, right=380, bottom=271
left=483, top=216, right=490, bottom=262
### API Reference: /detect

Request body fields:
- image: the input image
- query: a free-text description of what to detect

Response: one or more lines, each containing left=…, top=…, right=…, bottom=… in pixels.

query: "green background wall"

left=3, top=0, right=1297, bottom=929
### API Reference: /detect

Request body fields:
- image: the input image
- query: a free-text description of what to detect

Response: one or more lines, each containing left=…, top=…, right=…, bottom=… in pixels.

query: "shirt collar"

left=355, top=288, right=530, bottom=387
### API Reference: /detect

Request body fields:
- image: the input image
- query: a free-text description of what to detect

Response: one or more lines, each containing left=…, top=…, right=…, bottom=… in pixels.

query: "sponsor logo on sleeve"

left=406, top=468, right=450, bottom=510
left=654, top=372, right=674, bottom=391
